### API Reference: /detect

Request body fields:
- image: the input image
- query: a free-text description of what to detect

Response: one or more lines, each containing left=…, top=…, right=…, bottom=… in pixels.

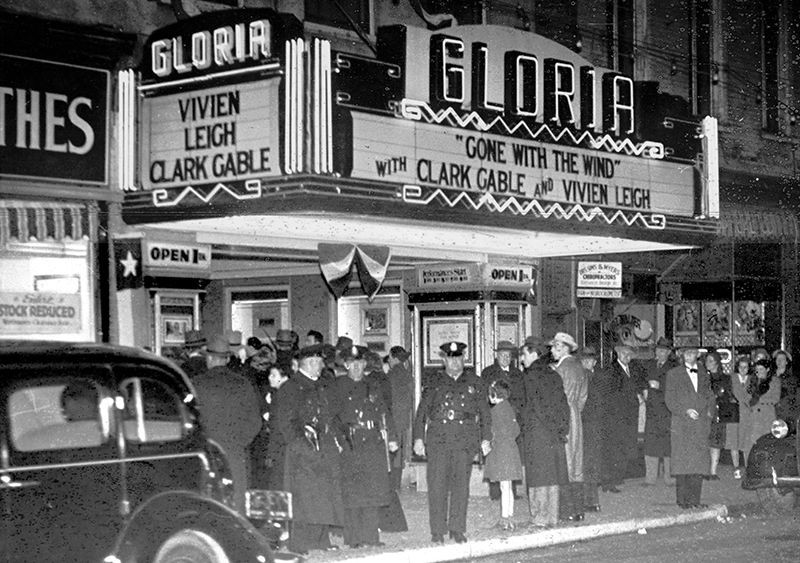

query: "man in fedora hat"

left=641, top=337, right=679, bottom=486
left=413, top=341, right=491, bottom=544
left=481, top=340, right=524, bottom=501
left=548, top=332, right=588, bottom=522
left=578, top=346, right=602, bottom=513
left=180, top=329, right=206, bottom=380
left=192, top=334, right=262, bottom=513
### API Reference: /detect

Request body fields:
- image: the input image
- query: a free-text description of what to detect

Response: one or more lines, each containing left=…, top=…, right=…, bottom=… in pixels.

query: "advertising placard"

left=0, top=55, right=109, bottom=184
left=0, top=292, right=82, bottom=334
left=144, top=241, right=211, bottom=270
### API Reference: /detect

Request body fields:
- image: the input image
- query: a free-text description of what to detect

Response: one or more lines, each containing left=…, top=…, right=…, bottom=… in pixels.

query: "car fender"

left=742, top=432, right=798, bottom=490
left=107, top=489, right=273, bottom=563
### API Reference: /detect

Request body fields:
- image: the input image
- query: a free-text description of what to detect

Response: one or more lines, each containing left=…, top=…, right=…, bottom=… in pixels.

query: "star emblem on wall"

left=120, top=251, right=138, bottom=278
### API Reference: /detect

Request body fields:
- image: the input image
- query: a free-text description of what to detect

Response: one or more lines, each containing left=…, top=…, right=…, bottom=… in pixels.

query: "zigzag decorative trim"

left=401, top=185, right=666, bottom=230
left=153, top=180, right=263, bottom=207
left=399, top=99, right=665, bottom=159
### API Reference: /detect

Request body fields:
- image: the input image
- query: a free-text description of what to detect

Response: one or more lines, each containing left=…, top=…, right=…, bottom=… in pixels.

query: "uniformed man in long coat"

left=334, top=345, right=398, bottom=548
left=275, top=344, right=344, bottom=554
left=413, top=341, right=491, bottom=544
left=641, top=337, right=679, bottom=485
left=665, top=345, right=715, bottom=509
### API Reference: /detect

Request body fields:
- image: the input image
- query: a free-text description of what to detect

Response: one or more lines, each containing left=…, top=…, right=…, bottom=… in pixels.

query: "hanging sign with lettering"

left=0, top=55, right=109, bottom=184
left=143, top=241, right=211, bottom=270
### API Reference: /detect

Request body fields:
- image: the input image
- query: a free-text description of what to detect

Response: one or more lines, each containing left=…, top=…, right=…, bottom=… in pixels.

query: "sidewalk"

left=299, top=463, right=757, bottom=562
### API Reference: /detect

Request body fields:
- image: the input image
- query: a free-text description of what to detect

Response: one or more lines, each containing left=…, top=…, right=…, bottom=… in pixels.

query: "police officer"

left=274, top=344, right=344, bottom=554
left=413, top=341, right=492, bottom=544
left=334, top=345, right=398, bottom=548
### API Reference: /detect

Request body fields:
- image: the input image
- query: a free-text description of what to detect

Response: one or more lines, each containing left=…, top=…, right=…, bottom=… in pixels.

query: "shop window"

left=306, top=0, right=371, bottom=32
left=10, top=378, right=111, bottom=451
left=119, top=376, right=190, bottom=443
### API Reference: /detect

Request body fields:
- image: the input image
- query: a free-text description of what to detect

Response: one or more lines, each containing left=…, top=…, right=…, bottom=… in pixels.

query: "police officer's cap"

left=440, top=341, right=467, bottom=357
left=341, top=345, right=369, bottom=362
left=297, top=344, right=325, bottom=360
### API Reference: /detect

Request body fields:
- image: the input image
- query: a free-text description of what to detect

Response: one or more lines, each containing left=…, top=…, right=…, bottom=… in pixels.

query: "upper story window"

left=690, top=0, right=713, bottom=116
left=761, top=0, right=780, bottom=132
left=305, top=0, right=371, bottom=32
left=607, top=0, right=634, bottom=77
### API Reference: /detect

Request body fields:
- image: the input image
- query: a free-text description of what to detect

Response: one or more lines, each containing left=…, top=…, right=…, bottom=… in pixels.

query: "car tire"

left=756, top=487, right=797, bottom=515
left=153, top=529, right=232, bottom=563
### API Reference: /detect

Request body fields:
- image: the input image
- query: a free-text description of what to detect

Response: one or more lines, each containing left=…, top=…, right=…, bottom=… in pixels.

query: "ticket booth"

left=407, top=262, right=537, bottom=400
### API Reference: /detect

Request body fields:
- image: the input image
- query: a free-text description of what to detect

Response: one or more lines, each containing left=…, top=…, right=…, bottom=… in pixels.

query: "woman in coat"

left=665, top=346, right=716, bottom=509
left=730, top=355, right=753, bottom=479
left=519, top=337, right=570, bottom=527
left=747, top=358, right=781, bottom=449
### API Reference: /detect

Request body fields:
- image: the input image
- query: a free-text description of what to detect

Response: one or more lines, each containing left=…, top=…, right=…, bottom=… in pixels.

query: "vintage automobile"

left=0, top=341, right=299, bottom=563
left=741, top=397, right=800, bottom=514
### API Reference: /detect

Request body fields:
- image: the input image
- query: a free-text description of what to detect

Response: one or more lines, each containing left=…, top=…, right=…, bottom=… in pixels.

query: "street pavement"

left=295, top=462, right=757, bottom=562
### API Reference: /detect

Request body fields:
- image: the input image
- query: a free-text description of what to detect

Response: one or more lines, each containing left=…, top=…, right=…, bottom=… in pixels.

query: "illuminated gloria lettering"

left=151, top=19, right=272, bottom=77
left=427, top=35, right=634, bottom=136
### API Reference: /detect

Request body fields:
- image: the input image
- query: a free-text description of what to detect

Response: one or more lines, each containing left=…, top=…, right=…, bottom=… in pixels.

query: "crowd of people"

left=173, top=328, right=414, bottom=555
left=170, top=326, right=799, bottom=553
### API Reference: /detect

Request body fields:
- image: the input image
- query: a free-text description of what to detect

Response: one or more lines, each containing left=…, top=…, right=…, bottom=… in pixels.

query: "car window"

left=10, top=378, right=112, bottom=451
left=119, top=376, right=191, bottom=443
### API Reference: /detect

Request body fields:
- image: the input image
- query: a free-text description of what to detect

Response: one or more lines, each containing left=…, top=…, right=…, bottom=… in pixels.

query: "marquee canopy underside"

left=142, top=213, right=695, bottom=276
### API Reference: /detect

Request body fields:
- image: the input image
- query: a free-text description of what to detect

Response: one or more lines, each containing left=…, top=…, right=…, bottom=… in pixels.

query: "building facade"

left=1, top=0, right=797, bottom=382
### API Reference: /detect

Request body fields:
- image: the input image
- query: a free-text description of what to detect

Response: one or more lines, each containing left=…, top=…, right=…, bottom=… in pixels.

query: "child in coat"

left=484, top=380, right=524, bottom=529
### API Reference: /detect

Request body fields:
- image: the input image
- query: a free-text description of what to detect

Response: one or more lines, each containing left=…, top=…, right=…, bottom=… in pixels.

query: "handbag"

left=717, top=394, right=740, bottom=423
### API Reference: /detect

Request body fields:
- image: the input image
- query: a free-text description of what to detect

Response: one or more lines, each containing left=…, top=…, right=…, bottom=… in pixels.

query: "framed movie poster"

left=702, top=301, right=732, bottom=347
left=424, top=316, right=474, bottom=367
left=733, top=301, right=765, bottom=346
left=363, top=307, right=388, bottom=335
left=673, top=301, right=701, bottom=347
left=163, top=315, right=191, bottom=345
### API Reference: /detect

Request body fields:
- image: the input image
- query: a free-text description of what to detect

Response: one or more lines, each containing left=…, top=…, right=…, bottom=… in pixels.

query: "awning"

left=0, top=200, right=98, bottom=245
left=718, top=206, right=798, bottom=242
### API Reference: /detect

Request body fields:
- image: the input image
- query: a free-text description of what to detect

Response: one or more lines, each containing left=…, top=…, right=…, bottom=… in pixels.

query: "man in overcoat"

left=519, top=336, right=570, bottom=528
left=578, top=346, right=602, bottom=513
left=275, top=344, right=344, bottom=554
left=665, top=345, right=716, bottom=509
left=191, top=334, right=262, bottom=513
left=334, top=345, right=398, bottom=548
left=550, top=332, right=587, bottom=522
left=481, top=340, right=524, bottom=500
left=641, top=337, right=679, bottom=485
left=413, top=341, right=492, bottom=544
left=598, top=344, right=646, bottom=491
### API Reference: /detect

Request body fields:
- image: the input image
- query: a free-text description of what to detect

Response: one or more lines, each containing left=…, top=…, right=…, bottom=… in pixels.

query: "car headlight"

left=771, top=419, right=789, bottom=439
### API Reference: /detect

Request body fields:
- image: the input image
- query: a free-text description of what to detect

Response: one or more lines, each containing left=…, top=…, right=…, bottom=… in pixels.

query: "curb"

left=334, top=504, right=729, bottom=563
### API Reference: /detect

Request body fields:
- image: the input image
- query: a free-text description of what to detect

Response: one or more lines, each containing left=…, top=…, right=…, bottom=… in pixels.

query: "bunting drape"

left=318, top=243, right=391, bottom=300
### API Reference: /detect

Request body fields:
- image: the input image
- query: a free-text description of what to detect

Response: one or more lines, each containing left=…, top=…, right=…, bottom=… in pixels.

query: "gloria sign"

left=0, top=54, right=109, bottom=184
left=329, top=24, right=713, bottom=227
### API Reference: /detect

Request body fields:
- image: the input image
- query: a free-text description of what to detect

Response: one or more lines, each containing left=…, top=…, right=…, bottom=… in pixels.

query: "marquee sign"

left=139, top=78, right=281, bottom=190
